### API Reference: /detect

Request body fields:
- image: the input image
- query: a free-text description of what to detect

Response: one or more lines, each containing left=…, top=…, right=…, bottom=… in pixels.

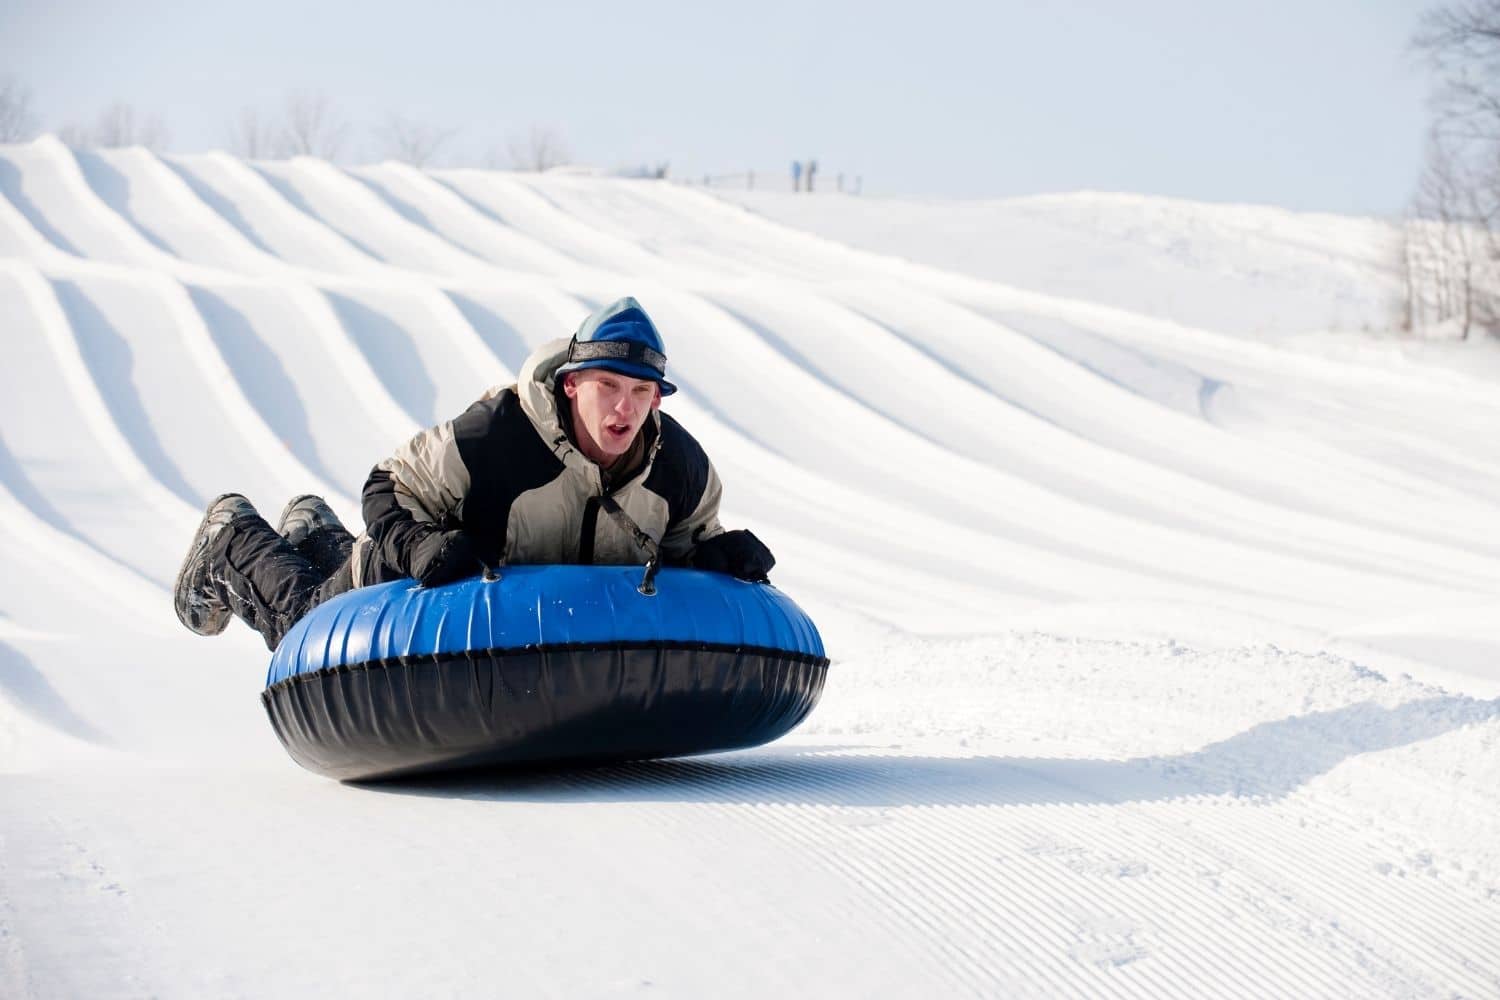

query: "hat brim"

left=556, top=359, right=677, bottom=396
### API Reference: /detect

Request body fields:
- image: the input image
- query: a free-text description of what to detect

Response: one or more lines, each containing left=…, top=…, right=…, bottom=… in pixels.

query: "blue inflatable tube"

left=260, top=565, right=829, bottom=781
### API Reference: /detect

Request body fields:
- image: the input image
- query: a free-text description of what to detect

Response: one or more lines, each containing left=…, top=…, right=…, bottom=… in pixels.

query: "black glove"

left=692, top=529, right=775, bottom=582
left=407, top=528, right=482, bottom=587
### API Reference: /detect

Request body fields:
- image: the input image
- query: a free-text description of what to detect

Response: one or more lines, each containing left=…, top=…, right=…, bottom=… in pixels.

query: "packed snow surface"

left=2, top=135, right=1498, bottom=997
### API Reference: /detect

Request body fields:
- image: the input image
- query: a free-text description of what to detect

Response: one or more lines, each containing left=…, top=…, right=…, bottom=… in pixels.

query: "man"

left=173, top=297, right=775, bottom=651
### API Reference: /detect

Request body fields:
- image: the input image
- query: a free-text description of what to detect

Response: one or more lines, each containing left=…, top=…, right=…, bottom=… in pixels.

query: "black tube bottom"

left=261, top=643, right=829, bottom=781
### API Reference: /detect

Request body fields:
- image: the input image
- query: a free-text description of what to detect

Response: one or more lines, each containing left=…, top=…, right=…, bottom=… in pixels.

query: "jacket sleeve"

left=659, top=457, right=725, bottom=564
left=362, top=417, right=472, bottom=576
left=648, top=412, right=726, bottom=564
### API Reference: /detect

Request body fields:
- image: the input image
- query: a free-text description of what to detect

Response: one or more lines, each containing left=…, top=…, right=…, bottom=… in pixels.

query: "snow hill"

left=716, top=188, right=1406, bottom=337
left=1, top=134, right=1498, bottom=998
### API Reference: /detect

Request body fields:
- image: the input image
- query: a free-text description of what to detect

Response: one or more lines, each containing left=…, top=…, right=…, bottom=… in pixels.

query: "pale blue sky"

left=2, top=0, right=1433, bottom=215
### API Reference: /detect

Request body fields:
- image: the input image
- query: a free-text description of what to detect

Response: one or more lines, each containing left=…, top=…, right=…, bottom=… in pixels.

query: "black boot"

left=275, top=494, right=354, bottom=580
left=176, top=494, right=356, bottom=650
left=174, top=493, right=257, bottom=636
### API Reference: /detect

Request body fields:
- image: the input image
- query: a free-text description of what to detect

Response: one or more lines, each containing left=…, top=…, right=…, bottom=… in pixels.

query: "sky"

left=0, top=0, right=1435, bottom=216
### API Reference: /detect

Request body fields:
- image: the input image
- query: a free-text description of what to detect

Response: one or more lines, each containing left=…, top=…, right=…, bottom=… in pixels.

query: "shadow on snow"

left=360, top=694, right=1499, bottom=808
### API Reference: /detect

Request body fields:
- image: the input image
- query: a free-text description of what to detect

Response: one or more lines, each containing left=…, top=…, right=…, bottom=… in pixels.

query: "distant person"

left=791, top=160, right=803, bottom=192
left=173, top=297, right=775, bottom=650
left=807, top=159, right=818, bottom=193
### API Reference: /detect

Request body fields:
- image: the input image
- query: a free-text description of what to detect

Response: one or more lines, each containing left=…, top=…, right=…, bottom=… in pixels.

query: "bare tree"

left=279, top=91, right=349, bottom=159
left=1405, top=129, right=1500, bottom=338
left=0, top=75, right=39, bottom=142
left=228, top=106, right=278, bottom=158
left=1414, top=1, right=1500, bottom=133
left=1407, top=2, right=1500, bottom=337
left=1398, top=220, right=1417, bottom=333
left=90, top=102, right=137, bottom=147
left=506, top=124, right=570, bottom=172
left=90, top=102, right=170, bottom=150
left=377, top=112, right=457, bottom=166
left=57, top=102, right=170, bottom=150
left=56, top=122, right=89, bottom=147
left=133, top=109, right=170, bottom=150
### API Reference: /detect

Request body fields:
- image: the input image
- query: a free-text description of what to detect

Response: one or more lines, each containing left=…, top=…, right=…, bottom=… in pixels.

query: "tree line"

left=0, top=77, right=570, bottom=171
left=1404, top=1, right=1500, bottom=339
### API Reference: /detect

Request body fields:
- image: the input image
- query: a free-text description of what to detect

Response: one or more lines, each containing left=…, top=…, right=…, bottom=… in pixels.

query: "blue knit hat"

left=555, top=297, right=678, bottom=395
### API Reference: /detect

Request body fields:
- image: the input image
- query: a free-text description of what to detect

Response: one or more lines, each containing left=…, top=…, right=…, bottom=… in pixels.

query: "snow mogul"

left=172, top=296, right=776, bottom=650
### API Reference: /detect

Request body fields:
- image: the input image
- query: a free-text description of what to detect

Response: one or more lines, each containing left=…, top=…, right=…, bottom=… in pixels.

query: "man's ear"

left=651, top=387, right=662, bottom=412
left=561, top=372, right=578, bottom=399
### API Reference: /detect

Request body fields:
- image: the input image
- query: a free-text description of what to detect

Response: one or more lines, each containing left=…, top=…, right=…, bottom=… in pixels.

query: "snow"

left=714, top=188, right=1403, bottom=337
left=2, top=136, right=1499, bottom=998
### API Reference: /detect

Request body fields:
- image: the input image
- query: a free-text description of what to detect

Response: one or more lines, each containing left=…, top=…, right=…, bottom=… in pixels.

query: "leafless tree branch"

left=1405, top=2, right=1500, bottom=337
left=0, top=75, right=40, bottom=142
left=506, top=124, right=570, bottom=172
left=228, top=107, right=278, bottom=159
left=278, top=91, right=349, bottom=159
left=57, top=102, right=170, bottom=151
left=377, top=113, right=458, bottom=166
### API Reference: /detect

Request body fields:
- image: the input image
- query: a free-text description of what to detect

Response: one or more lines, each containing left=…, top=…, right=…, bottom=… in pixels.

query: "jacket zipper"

left=580, top=495, right=601, bottom=564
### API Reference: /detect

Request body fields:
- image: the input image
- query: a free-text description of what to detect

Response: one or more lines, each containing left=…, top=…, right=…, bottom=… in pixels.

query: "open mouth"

left=605, top=422, right=631, bottom=439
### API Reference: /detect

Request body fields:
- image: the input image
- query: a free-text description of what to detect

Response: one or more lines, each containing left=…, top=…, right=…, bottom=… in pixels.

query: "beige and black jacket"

left=349, top=338, right=725, bottom=586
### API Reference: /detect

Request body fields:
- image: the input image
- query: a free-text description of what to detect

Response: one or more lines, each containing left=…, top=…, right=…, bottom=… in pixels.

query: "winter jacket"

left=348, top=338, right=725, bottom=587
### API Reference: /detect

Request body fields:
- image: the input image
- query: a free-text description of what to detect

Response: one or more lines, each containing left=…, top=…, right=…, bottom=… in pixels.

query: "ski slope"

left=1, top=135, right=1498, bottom=998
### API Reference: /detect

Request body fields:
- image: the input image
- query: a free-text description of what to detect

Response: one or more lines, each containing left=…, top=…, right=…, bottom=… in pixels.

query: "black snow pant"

left=212, top=511, right=356, bottom=651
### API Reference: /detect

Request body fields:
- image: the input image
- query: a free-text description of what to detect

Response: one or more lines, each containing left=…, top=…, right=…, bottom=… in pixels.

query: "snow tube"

left=260, top=565, right=829, bottom=781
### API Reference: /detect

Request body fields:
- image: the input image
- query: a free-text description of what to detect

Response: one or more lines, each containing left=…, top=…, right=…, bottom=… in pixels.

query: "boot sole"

left=173, top=492, right=246, bottom=636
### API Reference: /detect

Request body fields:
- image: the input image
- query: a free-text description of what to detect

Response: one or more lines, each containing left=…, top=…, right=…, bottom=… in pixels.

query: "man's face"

left=562, top=369, right=662, bottom=467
